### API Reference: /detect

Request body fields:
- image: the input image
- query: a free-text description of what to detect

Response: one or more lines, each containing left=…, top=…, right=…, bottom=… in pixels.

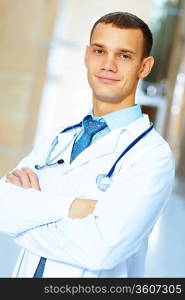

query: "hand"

left=6, top=167, right=41, bottom=191
left=68, top=198, right=97, bottom=219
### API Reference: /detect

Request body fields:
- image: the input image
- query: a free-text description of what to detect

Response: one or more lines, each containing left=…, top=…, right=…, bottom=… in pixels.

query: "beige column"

left=0, top=0, right=59, bottom=177
left=162, top=1, right=185, bottom=145
left=161, top=0, right=185, bottom=176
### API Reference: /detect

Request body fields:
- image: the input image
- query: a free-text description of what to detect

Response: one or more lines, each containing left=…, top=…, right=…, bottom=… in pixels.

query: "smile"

left=96, top=75, right=120, bottom=84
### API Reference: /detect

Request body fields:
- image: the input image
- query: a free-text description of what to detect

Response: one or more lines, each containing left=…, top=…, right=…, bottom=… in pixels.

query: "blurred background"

left=0, top=0, right=185, bottom=277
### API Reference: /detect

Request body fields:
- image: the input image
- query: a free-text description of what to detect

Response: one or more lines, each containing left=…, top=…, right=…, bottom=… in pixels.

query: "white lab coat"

left=0, top=114, right=175, bottom=277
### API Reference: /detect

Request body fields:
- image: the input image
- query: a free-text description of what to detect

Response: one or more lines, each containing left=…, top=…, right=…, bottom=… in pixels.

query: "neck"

left=92, top=95, right=136, bottom=117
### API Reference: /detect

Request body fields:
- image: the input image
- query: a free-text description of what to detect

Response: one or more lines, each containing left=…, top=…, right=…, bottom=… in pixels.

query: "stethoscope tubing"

left=107, top=123, right=154, bottom=178
left=35, top=121, right=154, bottom=190
left=35, top=122, right=82, bottom=170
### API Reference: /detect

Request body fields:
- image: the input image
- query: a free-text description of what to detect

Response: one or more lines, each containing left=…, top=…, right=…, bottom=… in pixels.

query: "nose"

left=101, top=54, right=117, bottom=73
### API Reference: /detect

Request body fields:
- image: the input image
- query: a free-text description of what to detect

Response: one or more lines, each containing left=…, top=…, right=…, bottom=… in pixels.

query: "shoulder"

left=124, top=115, right=175, bottom=172
left=124, top=114, right=174, bottom=161
left=147, top=128, right=174, bottom=158
left=135, top=128, right=175, bottom=175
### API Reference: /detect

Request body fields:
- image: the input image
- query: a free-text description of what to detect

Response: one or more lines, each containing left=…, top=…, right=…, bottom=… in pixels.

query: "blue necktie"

left=70, top=115, right=107, bottom=162
left=33, top=256, right=46, bottom=278
left=33, top=115, right=107, bottom=278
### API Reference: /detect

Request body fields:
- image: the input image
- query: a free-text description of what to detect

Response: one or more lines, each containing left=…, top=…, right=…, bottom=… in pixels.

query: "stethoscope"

left=35, top=121, right=154, bottom=191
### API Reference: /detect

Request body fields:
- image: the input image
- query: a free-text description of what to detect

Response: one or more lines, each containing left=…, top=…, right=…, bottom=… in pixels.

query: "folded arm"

left=12, top=150, right=175, bottom=271
left=6, top=167, right=97, bottom=219
left=0, top=148, right=97, bottom=235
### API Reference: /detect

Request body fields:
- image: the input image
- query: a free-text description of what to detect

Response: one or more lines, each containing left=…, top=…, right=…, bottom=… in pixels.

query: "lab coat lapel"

left=50, top=128, right=79, bottom=162
left=64, top=114, right=151, bottom=172
left=57, top=129, right=77, bottom=147
left=65, top=127, right=126, bottom=171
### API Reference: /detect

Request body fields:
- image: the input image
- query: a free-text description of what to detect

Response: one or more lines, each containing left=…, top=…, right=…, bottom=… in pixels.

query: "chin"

left=95, top=94, right=122, bottom=103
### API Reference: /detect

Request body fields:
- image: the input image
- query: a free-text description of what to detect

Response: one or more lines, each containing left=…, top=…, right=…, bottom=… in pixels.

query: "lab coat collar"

left=63, top=114, right=151, bottom=171
left=67, top=126, right=125, bottom=169
left=124, top=114, right=151, bottom=138
left=52, top=126, right=79, bottom=163
left=57, top=126, right=80, bottom=146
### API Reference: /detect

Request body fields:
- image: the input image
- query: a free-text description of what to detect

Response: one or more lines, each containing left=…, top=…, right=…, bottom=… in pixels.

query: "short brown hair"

left=90, top=12, right=153, bottom=58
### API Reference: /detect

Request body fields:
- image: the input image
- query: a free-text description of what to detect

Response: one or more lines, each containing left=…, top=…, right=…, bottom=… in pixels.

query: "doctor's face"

left=85, top=23, right=153, bottom=108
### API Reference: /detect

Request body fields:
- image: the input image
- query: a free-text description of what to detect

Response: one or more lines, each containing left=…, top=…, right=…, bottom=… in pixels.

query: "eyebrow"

left=90, top=43, right=136, bottom=55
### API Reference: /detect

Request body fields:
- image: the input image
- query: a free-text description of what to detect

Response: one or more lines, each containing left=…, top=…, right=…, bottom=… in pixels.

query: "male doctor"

left=0, top=12, right=175, bottom=277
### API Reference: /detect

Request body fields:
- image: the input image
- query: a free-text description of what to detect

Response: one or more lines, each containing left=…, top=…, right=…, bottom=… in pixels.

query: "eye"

left=120, top=54, right=130, bottom=59
left=94, top=49, right=104, bottom=55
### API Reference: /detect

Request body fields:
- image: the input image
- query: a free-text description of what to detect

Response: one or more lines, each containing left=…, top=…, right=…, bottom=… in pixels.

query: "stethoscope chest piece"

left=96, top=174, right=112, bottom=192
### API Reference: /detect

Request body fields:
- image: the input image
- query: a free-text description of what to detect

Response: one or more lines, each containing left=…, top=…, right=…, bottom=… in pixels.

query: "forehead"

left=91, top=23, right=144, bottom=54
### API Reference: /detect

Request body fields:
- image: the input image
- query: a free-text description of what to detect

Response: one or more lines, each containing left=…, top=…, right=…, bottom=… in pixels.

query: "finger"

left=6, top=173, right=22, bottom=187
left=21, top=167, right=41, bottom=191
left=12, top=169, right=31, bottom=188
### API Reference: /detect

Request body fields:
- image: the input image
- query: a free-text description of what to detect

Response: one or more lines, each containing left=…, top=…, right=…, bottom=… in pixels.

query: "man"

left=0, top=12, right=175, bottom=277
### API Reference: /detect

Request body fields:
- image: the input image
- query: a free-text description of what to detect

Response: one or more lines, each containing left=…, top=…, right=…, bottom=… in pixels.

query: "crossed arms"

left=0, top=145, right=174, bottom=270
left=6, top=167, right=97, bottom=219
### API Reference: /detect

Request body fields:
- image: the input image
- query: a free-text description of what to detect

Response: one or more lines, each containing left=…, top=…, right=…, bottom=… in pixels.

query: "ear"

left=84, top=46, right=90, bottom=68
left=138, top=56, right=154, bottom=79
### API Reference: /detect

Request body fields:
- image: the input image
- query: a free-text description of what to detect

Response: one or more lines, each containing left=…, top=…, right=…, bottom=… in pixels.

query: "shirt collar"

left=86, top=104, right=143, bottom=131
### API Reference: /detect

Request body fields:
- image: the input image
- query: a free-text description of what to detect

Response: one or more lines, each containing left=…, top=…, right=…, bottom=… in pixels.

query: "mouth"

left=95, top=75, right=120, bottom=84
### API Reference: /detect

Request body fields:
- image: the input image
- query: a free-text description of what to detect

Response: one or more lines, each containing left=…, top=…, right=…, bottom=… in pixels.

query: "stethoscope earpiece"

left=35, top=164, right=43, bottom=170
left=35, top=159, right=64, bottom=170
left=57, top=159, right=64, bottom=164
